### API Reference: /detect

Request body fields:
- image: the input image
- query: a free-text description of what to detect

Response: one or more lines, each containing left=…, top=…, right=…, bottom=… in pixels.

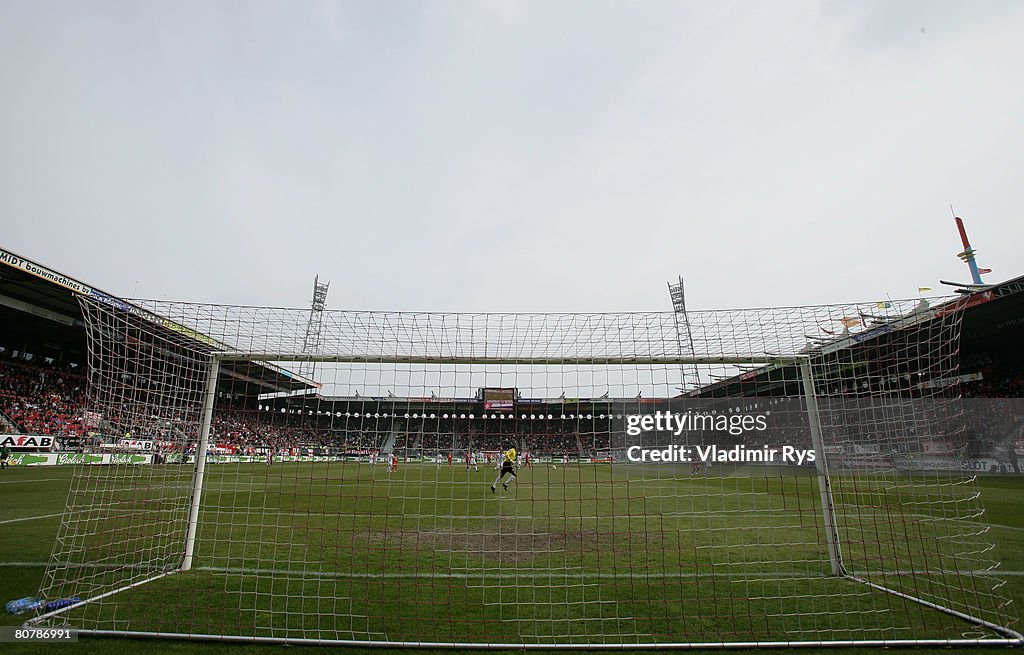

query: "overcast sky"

left=1, top=0, right=1022, bottom=313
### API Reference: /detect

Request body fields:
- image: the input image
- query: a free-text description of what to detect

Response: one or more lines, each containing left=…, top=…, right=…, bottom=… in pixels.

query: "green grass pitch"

left=0, top=463, right=1021, bottom=654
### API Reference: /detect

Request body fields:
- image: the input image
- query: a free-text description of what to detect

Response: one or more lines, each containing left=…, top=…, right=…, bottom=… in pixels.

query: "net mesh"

left=33, top=296, right=1019, bottom=646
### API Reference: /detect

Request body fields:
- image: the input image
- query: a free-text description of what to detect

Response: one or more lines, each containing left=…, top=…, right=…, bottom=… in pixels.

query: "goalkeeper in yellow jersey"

left=490, top=446, right=518, bottom=493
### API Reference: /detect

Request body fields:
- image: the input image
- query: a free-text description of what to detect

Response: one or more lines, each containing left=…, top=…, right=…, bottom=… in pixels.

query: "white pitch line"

left=4, top=504, right=1021, bottom=534
left=194, top=567, right=1024, bottom=580
left=197, top=509, right=1024, bottom=532
left=0, top=478, right=64, bottom=484
left=989, top=523, right=1024, bottom=532
left=1, top=561, right=1021, bottom=579
left=0, top=512, right=64, bottom=525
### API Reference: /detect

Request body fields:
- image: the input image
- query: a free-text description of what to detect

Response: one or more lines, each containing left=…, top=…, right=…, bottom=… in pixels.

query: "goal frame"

left=27, top=350, right=1024, bottom=648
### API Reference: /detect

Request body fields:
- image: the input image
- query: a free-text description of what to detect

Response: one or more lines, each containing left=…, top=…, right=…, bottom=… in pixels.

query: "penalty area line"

left=199, top=567, right=1024, bottom=579
left=0, top=512, right=64, bottom=525
left=2, top=562, right=1021, bottom=578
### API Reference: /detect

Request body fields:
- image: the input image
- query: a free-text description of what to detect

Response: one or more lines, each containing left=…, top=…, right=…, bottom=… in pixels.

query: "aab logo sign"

left=0, top=435, right=54, bottom=449
left=118, top=439, right=153, bottom=451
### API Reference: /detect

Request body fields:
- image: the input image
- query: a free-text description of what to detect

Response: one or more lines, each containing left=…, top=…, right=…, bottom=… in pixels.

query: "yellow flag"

left=917, top=287, right=932, bottom=292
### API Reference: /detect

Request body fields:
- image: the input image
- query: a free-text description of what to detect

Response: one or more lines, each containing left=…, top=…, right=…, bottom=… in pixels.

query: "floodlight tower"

left=302, top=276, right=330, bottom=379
left=667, top=276, right=701, bottom=391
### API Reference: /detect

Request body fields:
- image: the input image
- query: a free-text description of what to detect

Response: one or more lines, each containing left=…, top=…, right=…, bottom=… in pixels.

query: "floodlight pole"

left=668, top=276, right=702, bottom=390
left=181, top=357, right=220, bottom=572
left=799, top=357, right=845, bottom=577
left=301, top=275, right=330, bottom=380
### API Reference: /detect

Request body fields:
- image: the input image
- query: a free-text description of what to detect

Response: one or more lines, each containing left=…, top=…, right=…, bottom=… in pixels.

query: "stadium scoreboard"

left=482, top=388, right=516, bottom=411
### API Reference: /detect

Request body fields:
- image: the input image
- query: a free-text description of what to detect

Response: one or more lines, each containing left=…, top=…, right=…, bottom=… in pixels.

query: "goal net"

left=29, top=297, right=1021, bottom=647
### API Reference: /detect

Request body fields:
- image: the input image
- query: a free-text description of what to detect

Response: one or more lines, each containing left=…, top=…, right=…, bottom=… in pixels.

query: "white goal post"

left=27, top=297, right=1022, bottom=648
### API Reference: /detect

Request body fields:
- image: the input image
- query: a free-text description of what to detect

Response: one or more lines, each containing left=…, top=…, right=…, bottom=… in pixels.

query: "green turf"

left=0, top=463, right=1021, bottom=653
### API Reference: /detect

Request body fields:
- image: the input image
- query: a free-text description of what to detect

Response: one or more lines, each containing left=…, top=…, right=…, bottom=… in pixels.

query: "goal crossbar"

left=211, top=352, right=802, bottom=366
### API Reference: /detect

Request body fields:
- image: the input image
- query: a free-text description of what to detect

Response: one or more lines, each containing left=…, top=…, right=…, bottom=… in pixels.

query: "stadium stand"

left=1, top=345, right=1021, bottom=464
left=0, top=356, right=86, bottom=437
left=1, top=245, right=1023, bottom=466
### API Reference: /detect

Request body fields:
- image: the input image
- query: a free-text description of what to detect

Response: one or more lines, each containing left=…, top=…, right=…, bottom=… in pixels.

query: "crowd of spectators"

left=1, top=347, right=1020, bottom=461
left=205, top=409, right=601, bottom=456
left=0, top=356, right=86, bottom=438
left=959, top=368, right=1024, bottom=460
left=962, top=369, right=1024, bottom=398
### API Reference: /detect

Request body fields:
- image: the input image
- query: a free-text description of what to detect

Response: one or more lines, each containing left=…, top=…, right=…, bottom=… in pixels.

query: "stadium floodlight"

left=29, top=298, right=1022, bottom=648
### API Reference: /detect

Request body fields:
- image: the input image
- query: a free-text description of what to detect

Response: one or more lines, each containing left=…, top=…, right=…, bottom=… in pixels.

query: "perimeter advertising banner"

left=0, top=435, right=55, bottom=450
left=117, top=439, right=154, bottom=451
left=6, top=452, right=152, bottom=466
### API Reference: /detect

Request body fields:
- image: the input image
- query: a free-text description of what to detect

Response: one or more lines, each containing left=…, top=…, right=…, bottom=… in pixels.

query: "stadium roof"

left=0, top=246, right=316, bottom=397
left=4, top=244, right=1020, bottom=404
left=689, top=273, right=1024, bottom=398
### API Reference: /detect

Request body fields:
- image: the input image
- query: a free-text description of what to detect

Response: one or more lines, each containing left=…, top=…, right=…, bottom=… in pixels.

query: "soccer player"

left=467, top=451, right=478, bottom=471
left=0, top=444, right=10, bottom=470
left=447, top=452, right=453, bottom=466
left=389, top=452, right=398, bottom=473
left=490, top=446, right=517, bottom=493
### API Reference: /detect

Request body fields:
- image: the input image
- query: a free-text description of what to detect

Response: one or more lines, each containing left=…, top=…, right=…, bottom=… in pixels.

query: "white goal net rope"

left=32, top=297, right=1020, bottom=646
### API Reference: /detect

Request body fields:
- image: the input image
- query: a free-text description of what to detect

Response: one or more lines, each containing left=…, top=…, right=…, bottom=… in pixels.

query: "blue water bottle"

left=44, top=597, right=81, bottom=612
left=5, top=597, right=44, bottom=615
